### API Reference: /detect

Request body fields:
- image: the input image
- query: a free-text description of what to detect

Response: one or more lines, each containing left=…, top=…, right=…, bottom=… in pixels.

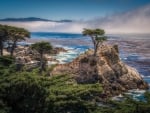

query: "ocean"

left=27, top=32, right=150, bottom=87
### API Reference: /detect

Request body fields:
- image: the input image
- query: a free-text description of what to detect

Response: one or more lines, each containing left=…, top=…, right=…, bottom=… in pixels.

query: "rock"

left=51, top=45, right=149, bottom=96
left=14, top=46, right=65, bottom=65
left=50, top=47, right=67, bottom=54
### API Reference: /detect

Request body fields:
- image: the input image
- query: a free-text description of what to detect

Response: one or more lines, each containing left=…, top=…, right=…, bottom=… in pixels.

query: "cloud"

left=0, top=4, right=150, bottom=34
left=84, top=4, right=150, bottom=34
left=0, top=21, right=85, bottom=33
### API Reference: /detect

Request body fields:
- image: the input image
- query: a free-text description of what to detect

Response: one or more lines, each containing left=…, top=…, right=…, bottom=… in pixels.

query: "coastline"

left=18, top=33, right=150, bottom=89
left=26, top=33, right=150, bottom=76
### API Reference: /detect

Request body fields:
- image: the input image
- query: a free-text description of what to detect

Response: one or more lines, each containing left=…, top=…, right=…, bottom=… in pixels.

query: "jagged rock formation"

left=51, top=45, right=149, bottom=96
left=14, top=46, right=67, bottom=64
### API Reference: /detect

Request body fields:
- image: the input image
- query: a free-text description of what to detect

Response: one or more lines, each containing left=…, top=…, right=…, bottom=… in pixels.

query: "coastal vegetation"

left=0, top=56, right=103, bottom=113
left=8, top=26, right=30, bottom=56
left=31, top=41, right=52, bottom=73
left=0, top=25, right=150, bottom=113
left=0, top=56, right=150, bottom=113
left=82, top=28, right=107, bottom=56
left=0, top=24, right=30, bottom=56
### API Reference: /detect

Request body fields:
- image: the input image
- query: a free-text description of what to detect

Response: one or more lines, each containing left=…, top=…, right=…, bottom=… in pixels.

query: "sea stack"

left=51, top=44, right=149, bottom=96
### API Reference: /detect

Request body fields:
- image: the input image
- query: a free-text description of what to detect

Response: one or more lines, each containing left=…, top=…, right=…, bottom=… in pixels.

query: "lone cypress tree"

left=82, top=28, right=107, bottom=56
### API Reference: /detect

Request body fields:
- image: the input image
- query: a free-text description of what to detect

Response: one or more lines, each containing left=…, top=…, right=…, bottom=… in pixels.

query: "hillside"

left=0, top=17, right=73, bottom=22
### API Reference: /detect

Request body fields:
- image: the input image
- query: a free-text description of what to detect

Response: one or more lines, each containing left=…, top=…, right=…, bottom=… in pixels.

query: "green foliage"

left=82, top=28, right=107, bottom=56
left=45, top=75, right=103, bottom=113
left=82, top=28, right=105, bottom=36
left=31, top=41, right=53, bottom=73
left=7, top=25, right=30, bottom=40
left=0, top=56, right=15, bottom=66
left=95, top=36, right=107, bottom=43
left=107, top=93, right=150, bottom=113
left=0, top=56, right=16, bottom=76
left=0, top=73, right=48, bottom=113
left=31, top=41, right=52, bottom=55
left=0, top=69, right=103, bottom=113
left=144, top=91, right=150, bottom=103
left=0, top=53, right=150, bottom=113
left=0, top=24, right=30, bottom=56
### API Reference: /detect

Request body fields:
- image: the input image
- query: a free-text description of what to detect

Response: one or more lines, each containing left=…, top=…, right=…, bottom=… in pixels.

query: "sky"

left=0, top=0, right=150, bottom=34
left=0, top=0, right=150, bottom=20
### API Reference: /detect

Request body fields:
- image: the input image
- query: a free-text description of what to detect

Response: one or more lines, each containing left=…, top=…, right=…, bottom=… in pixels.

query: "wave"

left=53, top=45, right=88, bottom=64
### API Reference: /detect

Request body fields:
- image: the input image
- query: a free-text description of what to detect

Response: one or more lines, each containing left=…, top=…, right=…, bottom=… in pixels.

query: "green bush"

left=0, top=56, right=16, bottom=76
left=0, top=56, right=15, bottom=67
left=0, top=74, right=48, bottom=113
left=0, top=72, right=103, bottom=113
left=1, top=56, right=150, bottom=113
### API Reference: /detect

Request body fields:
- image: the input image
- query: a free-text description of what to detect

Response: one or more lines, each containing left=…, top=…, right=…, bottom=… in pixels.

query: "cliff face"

left=51, top=45, right=148, bottom=95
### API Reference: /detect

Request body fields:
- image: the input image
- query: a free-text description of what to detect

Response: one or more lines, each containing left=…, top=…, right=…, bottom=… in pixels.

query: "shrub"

left=0, top=56, right=15, bottom=67
left=0, top=74, right=48, bottom=113
left=0, top=72, right=103, bottom=113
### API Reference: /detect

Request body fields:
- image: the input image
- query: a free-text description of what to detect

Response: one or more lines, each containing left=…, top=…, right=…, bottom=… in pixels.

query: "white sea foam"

left=54, top=45, right=86, bottom=64
left=121, top=89, right=146, bottom=101
left=141, top=75, right=145, bottom=78
left=128, top=89, right=146, bottom=94
left=123, top=57, right=127, bottom=60
left=144, top=76, right=150, bottom=78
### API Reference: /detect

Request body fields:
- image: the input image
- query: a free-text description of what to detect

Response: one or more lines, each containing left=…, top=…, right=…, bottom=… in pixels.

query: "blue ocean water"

left=31, top=32, right=82, bottom=39
left=29, top=32, right=150, bottom=86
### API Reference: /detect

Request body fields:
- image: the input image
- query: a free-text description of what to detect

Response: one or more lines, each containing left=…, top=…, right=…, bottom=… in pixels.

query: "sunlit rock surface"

left=51, top=45, right=149, bottom=96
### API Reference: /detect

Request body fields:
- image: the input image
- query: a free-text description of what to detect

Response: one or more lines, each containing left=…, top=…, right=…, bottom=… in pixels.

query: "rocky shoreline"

left=51, top=44, right=149, bottom=96
left=4, top=45, right=67, bottom=67
left=4, top=43, right=149, bottom=97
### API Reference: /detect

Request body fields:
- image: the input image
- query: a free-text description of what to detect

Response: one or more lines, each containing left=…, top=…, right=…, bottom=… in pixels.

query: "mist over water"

left=27, top=32, right=150, bottom=84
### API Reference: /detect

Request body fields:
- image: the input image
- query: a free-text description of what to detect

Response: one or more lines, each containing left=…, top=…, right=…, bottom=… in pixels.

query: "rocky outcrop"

left=50, top=47, right=67, bottom=54
left=14, top=46, right=67, bottom=70
left=15, top=46, right=67, bottom=64
left=51, top=45, right=149, bottom=96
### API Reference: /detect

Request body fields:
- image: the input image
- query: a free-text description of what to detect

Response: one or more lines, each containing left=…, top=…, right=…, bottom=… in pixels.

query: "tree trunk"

left=91, top=37, right=97, bottom=56
left=0, top=41, right=3, bottom=56
left=94, top=41, right=100, bottom=56
left=39, top=53, right=43, bottom=73
left=10, top=41, right=17, bottom=57
left=1, top=46, right=3, bottom=56
left=94, top=48, right=97, bottom=56
left=136, top=104, right=139, bottom=113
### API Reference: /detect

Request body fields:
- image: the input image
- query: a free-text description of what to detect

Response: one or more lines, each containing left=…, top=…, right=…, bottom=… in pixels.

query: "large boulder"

left=51, top=45, right=149, bottom=96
